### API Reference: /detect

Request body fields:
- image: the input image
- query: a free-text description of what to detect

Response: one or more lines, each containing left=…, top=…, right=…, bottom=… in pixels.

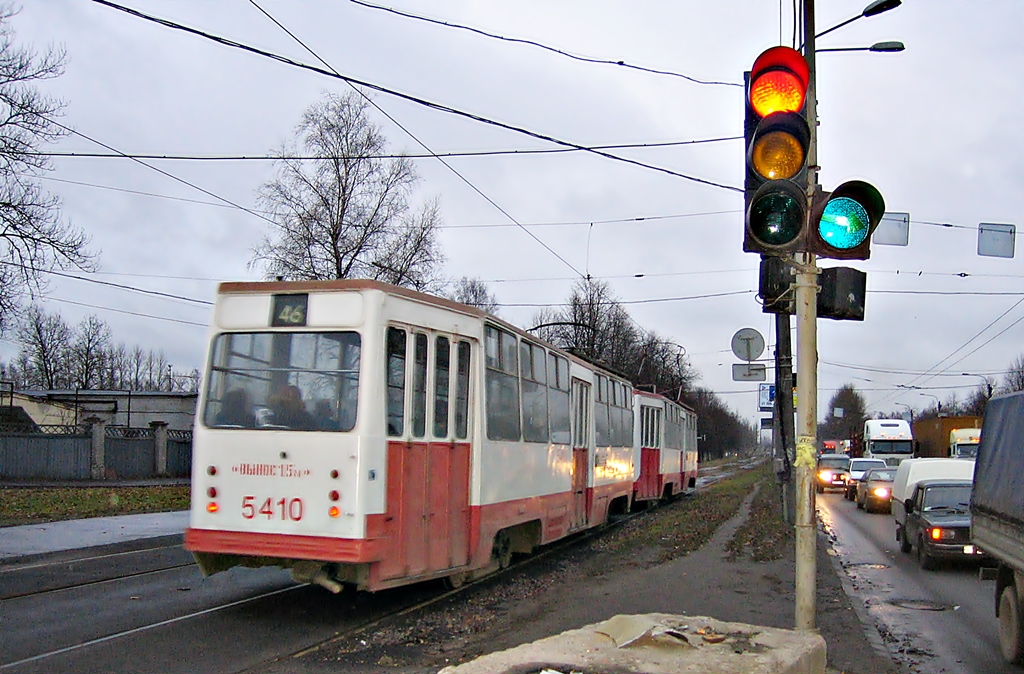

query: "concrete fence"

left=0, top=417, right=192, bottom=481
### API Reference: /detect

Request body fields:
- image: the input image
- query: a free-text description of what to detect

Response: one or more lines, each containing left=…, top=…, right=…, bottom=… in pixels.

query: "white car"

left=845, top=458, right=887, bottom=500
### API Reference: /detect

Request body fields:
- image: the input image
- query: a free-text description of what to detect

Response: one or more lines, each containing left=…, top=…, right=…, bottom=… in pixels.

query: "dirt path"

left=269, top=481, right=899, bottom=674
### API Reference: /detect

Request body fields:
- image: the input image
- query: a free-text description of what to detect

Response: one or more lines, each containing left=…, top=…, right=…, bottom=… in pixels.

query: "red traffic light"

left=749, top=47, right=809, bottom=118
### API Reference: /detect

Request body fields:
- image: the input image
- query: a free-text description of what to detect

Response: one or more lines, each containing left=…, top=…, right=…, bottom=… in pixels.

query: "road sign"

left=731, top=328, right=765, bottom=362
left=733, top=363, right=767, bottom=382
left=759, top=383, right=775, bottom=411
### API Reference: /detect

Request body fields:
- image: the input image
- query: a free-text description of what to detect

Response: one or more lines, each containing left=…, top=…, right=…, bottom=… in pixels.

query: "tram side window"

left=520, top=342, right=549, bottom=443
left=642, top=406, right=661, bottom=448
left=386, top=327, right=406, bottom=437
left=614, top=383, right=630, bottom=446
left=434, top=336, right=450, bottom=438
left=412, top=333, right=428, bottom=438
left=595, top=375, right=611, bottom=446
left=548, top=353, right=571, bottom=445
left=454, top=341, right=471, bottom=440
left=485, top=325, right=521, bottom=441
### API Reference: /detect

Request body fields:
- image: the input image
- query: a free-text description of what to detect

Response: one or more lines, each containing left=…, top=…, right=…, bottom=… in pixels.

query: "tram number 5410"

left=241, top=495, right=304, bottom=521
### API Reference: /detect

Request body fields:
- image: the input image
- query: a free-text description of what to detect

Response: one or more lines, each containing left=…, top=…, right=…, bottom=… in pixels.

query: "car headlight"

left=872, top=487, right=889, bottom=498
left=818, top=471, right=832, bottom=481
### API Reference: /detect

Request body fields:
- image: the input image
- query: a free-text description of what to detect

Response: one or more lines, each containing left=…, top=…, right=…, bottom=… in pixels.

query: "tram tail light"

left=329, top=506, right=340, bottom=518
left=207, top=501, right=219, bottom=513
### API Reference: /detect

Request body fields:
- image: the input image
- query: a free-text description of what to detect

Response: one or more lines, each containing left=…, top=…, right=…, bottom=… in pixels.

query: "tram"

left=184, top=279, right=639, bottom=592
left=632, top=390, right=699, bottom=506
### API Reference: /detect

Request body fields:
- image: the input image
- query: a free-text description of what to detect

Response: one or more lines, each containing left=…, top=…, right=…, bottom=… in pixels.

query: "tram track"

left=0, top=541, right=195, bottom=600
left=1, top=461, right=753, bottom=673
left=2, top=493, right=668, bottom=673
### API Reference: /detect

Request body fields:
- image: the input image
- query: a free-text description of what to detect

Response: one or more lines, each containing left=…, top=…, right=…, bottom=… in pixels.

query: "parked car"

left=856, top=467, right=896, bottom=513
left=845, top=458, right=887, bottom=500
left=816, top=454, right=851, bottom=494
left=902, top=478, right=986, bottom=569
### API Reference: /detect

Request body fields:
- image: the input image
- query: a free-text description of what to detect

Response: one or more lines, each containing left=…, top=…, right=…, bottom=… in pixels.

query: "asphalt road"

left=817, top=490, right=1013, bottom=674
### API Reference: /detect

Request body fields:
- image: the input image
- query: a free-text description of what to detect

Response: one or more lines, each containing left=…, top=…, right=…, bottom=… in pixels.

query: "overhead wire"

left=348, top=0, right=742, bottom=88
left=29, top=135, right=742, bottom=161
left=88, top=0, right=742, bottom=194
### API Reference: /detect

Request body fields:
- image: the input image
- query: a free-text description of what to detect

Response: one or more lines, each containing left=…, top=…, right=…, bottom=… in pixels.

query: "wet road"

left=817, top=490, right=1014, bottom=674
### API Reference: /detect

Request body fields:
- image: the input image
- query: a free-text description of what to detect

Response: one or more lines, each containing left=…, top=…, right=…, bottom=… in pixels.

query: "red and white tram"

left=632, top=391, right=699, bottom=506
left=185, top=280, right=638, bottom=592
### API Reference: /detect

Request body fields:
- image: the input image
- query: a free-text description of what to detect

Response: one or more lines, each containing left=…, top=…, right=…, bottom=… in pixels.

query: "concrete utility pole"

left=794, top=0, right=820, bottom=632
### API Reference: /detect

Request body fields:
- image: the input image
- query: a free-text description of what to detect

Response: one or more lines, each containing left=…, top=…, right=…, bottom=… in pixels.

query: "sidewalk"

left=0, top=510, right=188, bottom=559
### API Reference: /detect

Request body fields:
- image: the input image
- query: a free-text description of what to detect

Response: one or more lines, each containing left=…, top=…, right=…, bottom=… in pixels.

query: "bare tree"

left=1005, top=354, right=1024, bottom=393
left=251, top=91, right=443, bottom=291
left=15, top=305, right=72, bottom=389
left=0, top=6, right=94, bottom=330
left=963, top=386, right=989, bottom=416
left=448, top=276, right=499, bottom=314
left=70, top=314, right=111, bottom=389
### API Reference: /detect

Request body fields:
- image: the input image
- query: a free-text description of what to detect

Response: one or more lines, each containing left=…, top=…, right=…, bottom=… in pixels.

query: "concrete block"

left=438, top=613, right=827, bottom=674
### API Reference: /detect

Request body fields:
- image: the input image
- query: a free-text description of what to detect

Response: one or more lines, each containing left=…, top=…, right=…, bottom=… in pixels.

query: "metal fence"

left=0, top=423, right=192, bottom=481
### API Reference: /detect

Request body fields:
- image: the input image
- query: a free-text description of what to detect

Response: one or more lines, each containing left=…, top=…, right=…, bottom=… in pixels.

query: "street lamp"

left=961, top=372, right=994, bottom=398
left=817, top=41, right=905, bottom=53
left=919, top=392, right=942, bottom=416
left=816, top=0, right=902, bottom=40
left=896, top=402, right=914, bottom=424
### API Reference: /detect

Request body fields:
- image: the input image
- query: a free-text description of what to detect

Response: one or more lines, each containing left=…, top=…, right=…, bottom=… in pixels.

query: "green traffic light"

left=750, top=191, right=805, bottom=246
left=818, top=196, right=870, bottom=249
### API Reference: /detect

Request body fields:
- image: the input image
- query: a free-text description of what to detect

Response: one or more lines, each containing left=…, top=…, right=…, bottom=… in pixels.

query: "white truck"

left=860, top=419, right=914, bottom=466
left=949, top=427, right=981, bottom=459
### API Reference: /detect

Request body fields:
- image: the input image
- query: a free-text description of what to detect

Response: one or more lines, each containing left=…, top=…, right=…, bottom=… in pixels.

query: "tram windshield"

left=202, top=331, right=361, bottom=431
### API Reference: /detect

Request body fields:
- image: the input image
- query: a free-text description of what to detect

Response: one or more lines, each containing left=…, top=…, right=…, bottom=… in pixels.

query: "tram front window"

left=203, top=331, right=360, bottom=431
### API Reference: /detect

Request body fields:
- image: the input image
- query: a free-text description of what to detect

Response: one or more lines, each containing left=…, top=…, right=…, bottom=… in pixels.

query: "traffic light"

left=743, top=46, right=812, bottom=255
left=809, top=181, right=886, bottom=260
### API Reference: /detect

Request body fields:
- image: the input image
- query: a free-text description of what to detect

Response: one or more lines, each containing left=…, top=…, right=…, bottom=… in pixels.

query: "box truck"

left=912, top=415, right=982, bottom=459
left=969, top=390, right=1024, bottom=663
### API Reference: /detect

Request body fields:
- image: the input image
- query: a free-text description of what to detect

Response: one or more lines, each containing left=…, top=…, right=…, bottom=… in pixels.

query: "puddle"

left=887, top=598, right=951, bottom=611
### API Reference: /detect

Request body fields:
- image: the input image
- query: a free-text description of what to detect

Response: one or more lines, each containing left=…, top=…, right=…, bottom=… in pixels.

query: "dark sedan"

left=902, top=478, right=987, bottom=570
left=856, top=467, right=896, bottom=513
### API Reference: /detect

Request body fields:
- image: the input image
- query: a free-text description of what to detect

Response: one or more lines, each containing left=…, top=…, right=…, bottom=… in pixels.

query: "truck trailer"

left=912, top=415, right=982, bottom=459
left=969, top=390, right=1024, bottom=663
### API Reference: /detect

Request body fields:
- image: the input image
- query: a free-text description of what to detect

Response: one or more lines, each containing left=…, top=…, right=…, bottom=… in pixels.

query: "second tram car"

left=632, top=390, right=698, bottom=506
left=185, top=280, right=640, bottom=592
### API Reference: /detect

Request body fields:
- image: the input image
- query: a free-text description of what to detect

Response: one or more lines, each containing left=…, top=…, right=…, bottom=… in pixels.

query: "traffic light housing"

left=809, top=181, right=886, bottom=260
left=743, top=46, right=812, bottom=255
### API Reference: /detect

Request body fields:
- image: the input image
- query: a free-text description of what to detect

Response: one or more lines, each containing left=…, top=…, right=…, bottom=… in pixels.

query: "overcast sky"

left=3, top=0, right=1023, bottom=426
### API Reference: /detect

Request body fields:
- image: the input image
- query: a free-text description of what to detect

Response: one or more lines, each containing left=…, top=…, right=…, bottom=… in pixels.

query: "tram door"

left=570, top=379, right=591, bottom=531
left=380, top=329, right=471, bottom=581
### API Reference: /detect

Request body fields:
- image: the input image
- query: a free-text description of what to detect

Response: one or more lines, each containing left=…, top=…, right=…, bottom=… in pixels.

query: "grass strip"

left=0, top=486, right=190, bottom=526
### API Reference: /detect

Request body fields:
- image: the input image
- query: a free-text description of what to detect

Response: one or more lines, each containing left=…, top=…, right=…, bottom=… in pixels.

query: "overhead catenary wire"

left=88, top=0, right=742, bottom=195
left=28, top=136, right=743, bottom=162
left=348, top=0, right=742, bottom=88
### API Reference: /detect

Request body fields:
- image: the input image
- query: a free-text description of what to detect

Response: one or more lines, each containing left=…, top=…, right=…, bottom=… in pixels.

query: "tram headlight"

left=329, top=506, right=340, bottom=518
left=207, top=501, right=219, bottom=513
